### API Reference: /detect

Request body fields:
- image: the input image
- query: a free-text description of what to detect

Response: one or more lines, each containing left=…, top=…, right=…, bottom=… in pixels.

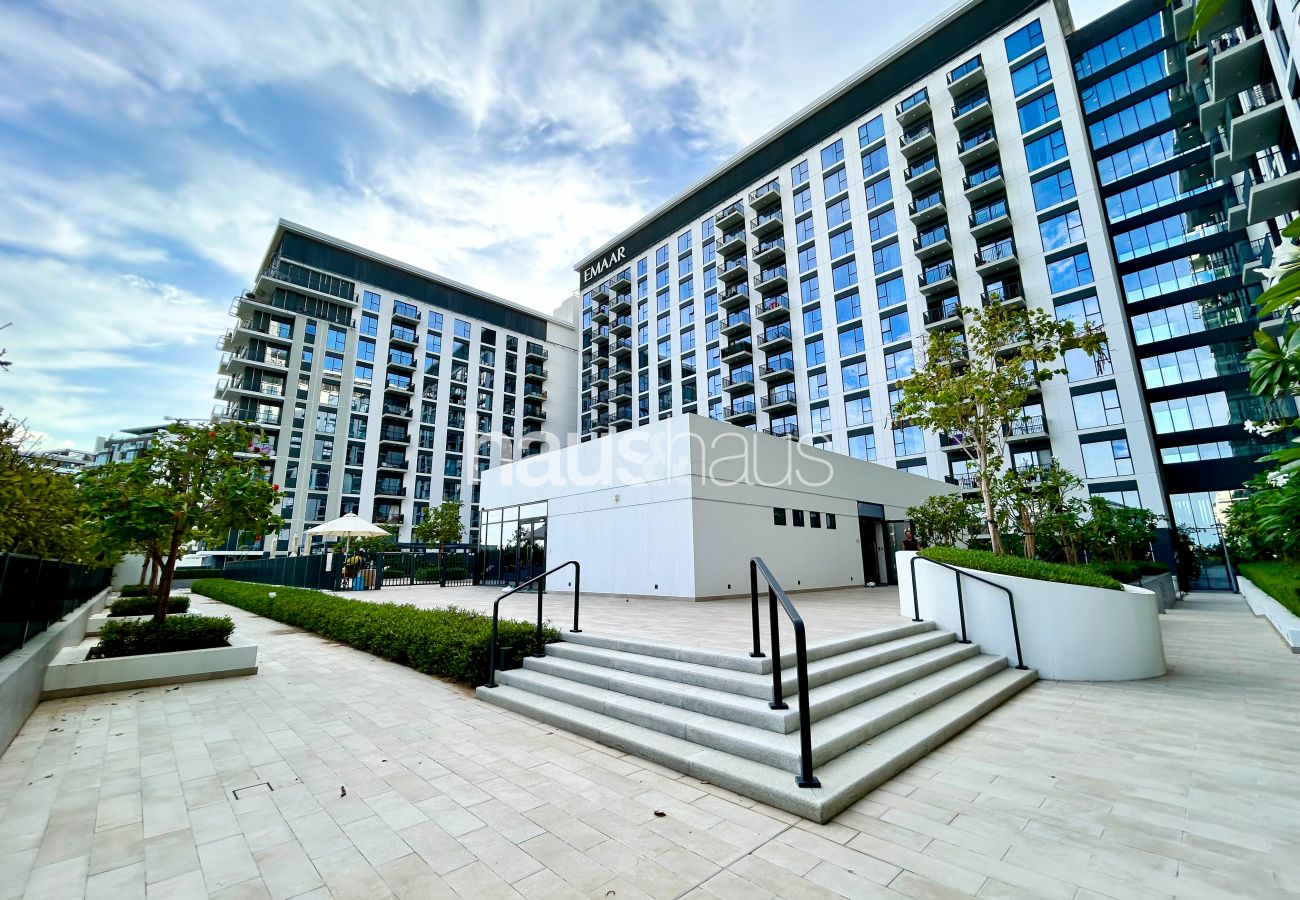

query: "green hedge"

left=117, top=584, right=153, bottom=598
left=108, top=596, right=190, bottom=617
left=191, top=579, right=557, bottom=685
left=918, top=547, right=1124, bottom=591
left=1088, top=559, right=1169, bottom=584
left=1238, top=561, right=1300, bottom=618
left=172, top=567, right=225, bottom=580
left=89, top=615, right=234, bottom=659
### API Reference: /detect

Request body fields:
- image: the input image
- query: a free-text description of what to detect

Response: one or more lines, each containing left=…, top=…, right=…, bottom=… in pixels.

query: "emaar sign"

left=582, top=246, right=626, bottom=285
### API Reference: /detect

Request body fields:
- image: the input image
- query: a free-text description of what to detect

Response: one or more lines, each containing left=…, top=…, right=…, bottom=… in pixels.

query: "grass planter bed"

left=191, top=579, right=557, bottom=686
left=1237, top=562, right=1300, bottom=651
left=900, top=550, right=1165, bottom=681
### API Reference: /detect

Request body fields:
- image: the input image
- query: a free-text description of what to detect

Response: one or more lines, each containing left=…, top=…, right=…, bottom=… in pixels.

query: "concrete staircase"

left=475, top=621, right=1036, bottom=821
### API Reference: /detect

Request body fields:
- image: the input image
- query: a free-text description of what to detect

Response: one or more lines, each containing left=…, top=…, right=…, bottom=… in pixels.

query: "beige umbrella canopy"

left=305, top=513, right=390, bottom=553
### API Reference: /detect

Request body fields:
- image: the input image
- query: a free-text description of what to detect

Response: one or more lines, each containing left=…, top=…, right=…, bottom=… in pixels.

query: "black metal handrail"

left=748, top=557, right=820, bottom=789
left=485, top=560, right=580, bottom=688
left=909, top=555, right=1027, bottom=670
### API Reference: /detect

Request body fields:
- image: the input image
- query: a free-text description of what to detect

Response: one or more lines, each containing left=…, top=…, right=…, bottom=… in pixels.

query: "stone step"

left=520, top=641, right=982, bottom=733
left=494, top=652, right=1010, bottom=771
left=545, top=629, right=958, bottom=700
left=560, top=621, right=936, bottom=676
left=476, top=666, right=1037, bottom=822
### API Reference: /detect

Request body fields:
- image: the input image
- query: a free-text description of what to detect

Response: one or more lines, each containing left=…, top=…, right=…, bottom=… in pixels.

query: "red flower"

left=208, top=431, right=216, bottom=438
left=272, top=484, right=280, bottom=491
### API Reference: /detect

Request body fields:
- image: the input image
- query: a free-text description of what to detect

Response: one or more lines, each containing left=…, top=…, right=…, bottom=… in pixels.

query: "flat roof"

left=573, top=0, right=1052, bottom=283
left=262, top=220, right=575, bottom=335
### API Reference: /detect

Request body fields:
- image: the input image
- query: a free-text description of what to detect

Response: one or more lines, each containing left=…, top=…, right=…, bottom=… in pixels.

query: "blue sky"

left=0, top=0, right=1120, bottom=450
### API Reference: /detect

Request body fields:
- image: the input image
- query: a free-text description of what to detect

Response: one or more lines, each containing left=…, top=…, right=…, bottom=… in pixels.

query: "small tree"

left=893, top=301, right=1105, bottom=554
left=0, top=410, right=100, bottom=563
left=992, top=461, right=1083, bottom=561
left=413, top=500, right=464, bottom=555
left=1080, top=498, right=1158, bottom=563
left=81, top=422, right=281, bottom=622
left=906, top=494, right=981, bottom=547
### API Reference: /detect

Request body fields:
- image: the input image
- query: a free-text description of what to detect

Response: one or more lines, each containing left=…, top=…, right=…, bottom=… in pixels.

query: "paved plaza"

left=2, top=587, right=1299, bottom=899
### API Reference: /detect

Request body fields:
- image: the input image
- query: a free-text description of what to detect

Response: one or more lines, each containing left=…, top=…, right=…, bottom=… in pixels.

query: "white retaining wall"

left=1238, top=576, right=1300, bottom=652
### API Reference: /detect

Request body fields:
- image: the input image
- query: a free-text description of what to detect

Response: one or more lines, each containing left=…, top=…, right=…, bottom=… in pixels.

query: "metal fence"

left=0, top=553, right=112, bottom=661
left=378, top=546, right=478, bottom=587
left=222, top=555, right=335, bottom=590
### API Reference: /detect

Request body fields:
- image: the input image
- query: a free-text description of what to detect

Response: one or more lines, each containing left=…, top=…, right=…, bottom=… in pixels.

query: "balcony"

left=523, top=385, right=547, bottom=402
left=591, top=305, right=610, bottom=325
left=374, top=481, right=406, bottom=499
left=522, top=406, right=547, bottom=423
left=716, top=229, right=747, bottom=258
left=963, top=163, right=1004, bottom=200
left=610, top=270, right=632, bottom=294
left=611, top=315, right=633, bottom=337
left=591, top=283, right=610, bottom=303
left=969, top=202, right=1011, bottom=239
left=721, top=340, right=753, bottom=363
left=524, top=362, right=547, bottom=379
left=913, top=226, right=951, bottom=261
left=760, top=358, right=796, bottom=382
left=762, top=386, right=798, bottom=414
left=391, top=305, right=421, bottom=325
left=752, top=237, right=786, bottom=266
left=525, top=344, right=548, bottom=363
left=715, top=201, right=745, bottom=230
left=719, top=257, right=749, bottom=284
left=376, top=456, right=408, bottom=472
left=749, top=178, right=782, bottom=210
left=589, top=414, right=610, bottom=435
left=612, top=408, right=634, bottom=425
left=610, top=293, right=632, bottom=315
left=591, top=326, right=611, bottom=347
left=923, top=299, right=963, bottom=331
left=591, top=367, right=610, bottom=387
left=974, top=239, right=1017, bottom=275
left=383, top=379, right=414, bottom=395
left=719, top=282, right=751, bottom=311
left=957, top=127, right=998, bottom=165
left=1003, top=415, right=1049, bottom=441
left=918, top=262, right=957, bottom=295
left=751, top=209, right=784, bottom=238
left=755, top=294, right=791, bottom=323
left=386, top=354, right=417, bottom=372
left=214, top=406, right=282, bottom=429
left=722, top=311, right=752, bottom=338
left=758, top=323, right=793, bottom=352
left=381, top=404, right=413, bottom=421
left=227, top=347, right=289, bottom=372
left=899, top=122, right=937, bottom=157
left=1210, top=31, right=1266, bottom=103
left=896, top=87, right=930, bottom=125
left=951, top=92, right=992, bottom=131
left=611, top=337, right=633, bottom=359
left=947, top=54, right=985, bottom=94
left=722, top=372, right=755, bottom=393
left=1228, top=83, right=1287, bottom=162
left=378, top=429, right=410, bottom=446
left=982, top=282, right=1025, bottom=309
left=903, top=158, right=941, bottom=191
left=389, top=327, right=418, bottom=348
left=753, top=265, right=788, bottom=293
left=908, top=191, right=946, bottom=224
left=764, top=422, right=800, bottom=440
left=723, top=400, right=757, bottom=424
left=373, top=513, right=404, bottom=526
left=1247, top=149, right=1300, bottom=226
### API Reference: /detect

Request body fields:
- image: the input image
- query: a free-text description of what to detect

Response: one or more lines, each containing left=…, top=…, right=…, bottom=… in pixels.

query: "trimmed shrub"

left=117, top=583, right=153, bottom=598
left=172, top=567, right=225, bottom=580
left=414, top=566, right=440, bottom=582
left=88, top=615, right=234, bottom=659
left=918, top=547, right=1124, bottom=591
left=108, top=596, right=190, bottom=617
left=1088, top=559, right=1169, bottom=584
left=1238, top=561, right=1300, bottom=618
left=191, top=579, right=557, bottom=685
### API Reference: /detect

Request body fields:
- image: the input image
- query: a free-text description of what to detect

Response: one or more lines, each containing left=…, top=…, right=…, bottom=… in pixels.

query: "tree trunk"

left=980, top=479, right=1003, bottom=555
left=154, top=530, right=184, bottom=623
left=139, top=555, right=149, bottom=587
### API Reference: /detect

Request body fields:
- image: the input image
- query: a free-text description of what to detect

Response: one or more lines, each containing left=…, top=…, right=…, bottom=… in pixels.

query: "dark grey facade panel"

left=574, top=0, right=1045, bottom=282
left=279, top=231, right=549, bottom=340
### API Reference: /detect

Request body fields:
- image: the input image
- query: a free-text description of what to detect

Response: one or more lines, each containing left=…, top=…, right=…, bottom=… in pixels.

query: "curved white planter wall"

left=896, top=551, right=1166, bottom=681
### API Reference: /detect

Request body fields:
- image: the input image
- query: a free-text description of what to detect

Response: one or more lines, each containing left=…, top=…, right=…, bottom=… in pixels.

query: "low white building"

left=480, top=415, right=956, bottom=600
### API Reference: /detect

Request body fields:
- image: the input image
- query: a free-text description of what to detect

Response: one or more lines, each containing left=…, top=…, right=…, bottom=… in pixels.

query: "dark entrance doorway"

left=857, top=501, right=887, bottom=585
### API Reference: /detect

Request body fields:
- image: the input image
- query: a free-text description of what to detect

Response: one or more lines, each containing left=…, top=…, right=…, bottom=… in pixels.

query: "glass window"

left=868, top=209, right=897, bottom=242
left=1082, top=437, right=1133, bottom=478
left=796, top=215, right=816, bottom=244
left=808, top=370, right=829, bottom=400
left=839, top=325, right=866, bottom=356
left=829, top=228, right=855, bottom=261
left=827, top=197, right=852, bottom=229
left=1032, top=168, right=1076, bottom=210
left=865, top=175, right=892, bottom=209
left=1024, top=127, right=1067, bottom=171
left=806, top=338, right=826, bottom=366
left=893, top=425, right=925, bottom=456
left=1017, top=89, right=1059, bottom=132
left=885, top=347, right=914, bottom=380
left=801, top=274, right=821, bottom=304
left=791, top=159, right=809, bottom=185
left=793, top=186, right=813, bottom=214
left=678, top=230, right=692, bottom=254
left=1073, top=388, right=1123, bottom=428
left=820, top=139, right=845, bottom=169
left=876, top=275, right=905, bottom=309
left=810, top=407, right=831, bottom=434
left=773, top=508, right=787, bottom=526
left=1074, top=11, right=1163, bottom=79
left=832, top=259, right=858, bottom=291
left=799, top=246, right=818, bottom=274
left=861, top=144, right=889, bottom=179
left=1039, top=208, right=1085, bottom=250
left=1088, top=93, right=1172, bottom=149
left=835, top=292, right=862, bottom=322
left=1047, top=251, right=1094, bottom=293
left=823, top=167, right=848, bottom=198
left=881, top=310, right=910, bottom=343
left=804, top=305, right=823, bottom=335
left=1011, top=52, right=1051, bottom=95
left=872, top=241, right=901, bottom=274
left=842, top=360, right=869, bottom=391
left=858, top=114, right=885, bottom=146
left=1080, top=51, right=1167, bottom=113
left=848, top=432, right=876, bottom=461
left=1005, top=19, right=1044, bottom=61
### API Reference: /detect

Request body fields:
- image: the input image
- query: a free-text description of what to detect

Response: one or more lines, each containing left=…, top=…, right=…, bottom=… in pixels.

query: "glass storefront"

left=480, top=502, right=548, bottom=586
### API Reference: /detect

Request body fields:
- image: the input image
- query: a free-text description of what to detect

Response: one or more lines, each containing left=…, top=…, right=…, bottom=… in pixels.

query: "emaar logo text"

left=582, top=246, right=626, bottom=285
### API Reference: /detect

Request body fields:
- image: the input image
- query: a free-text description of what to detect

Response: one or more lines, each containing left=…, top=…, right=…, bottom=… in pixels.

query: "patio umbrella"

left=305, top=513, right=390, bottom=554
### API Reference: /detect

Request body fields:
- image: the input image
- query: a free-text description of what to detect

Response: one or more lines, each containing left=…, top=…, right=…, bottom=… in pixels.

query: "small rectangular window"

left=810, top=512, right=822, bottom=528
left=792, top=510, right=805, bottom=527
left=773, top=508, right=787, bottom=526
left=826, top=514, right=837, bottom=530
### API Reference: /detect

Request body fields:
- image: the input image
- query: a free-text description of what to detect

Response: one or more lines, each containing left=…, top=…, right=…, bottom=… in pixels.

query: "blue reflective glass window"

left=1025, top=127, right=1067, bottom=170
left=1005, top=19, right=1044, bottom=62
left=1017, top=89, right=1059, bottom=132
left=1010, top=53, right=1051, bottom=95
left=820, top=139, right=845, bottom=169
left=1032, top=168, right=1076, bottom=210
left=858, top=114, right=885, bottom=147
left=829, top=228, right=855, bottom=260
left=791, top=159, right=810, bottom=185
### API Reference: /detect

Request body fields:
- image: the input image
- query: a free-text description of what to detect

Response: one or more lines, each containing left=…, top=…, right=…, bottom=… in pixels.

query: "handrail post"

left=909, top=555, right=922, bottom=622
left=767, top=585, right=787, bottom=710
left=487, top=604, right=501, bottom=688
left=1008, top=596, right=1028, bottom=670
left=484, top=560, right=580, bottom=689
left=571, top=562, right=581, bottom=633
left=792, top=624, right=821, bottom=789
left=535, top=576, right=545, bottom=657
left=955, top=572, right=970, bottom=643
left=749, top=558, right=764, bottom=658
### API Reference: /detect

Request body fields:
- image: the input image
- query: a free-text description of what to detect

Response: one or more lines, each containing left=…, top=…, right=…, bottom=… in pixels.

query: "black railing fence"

left=222, top=555, right=336, bottom=590
left=0, top=553, right=112, bottom=660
